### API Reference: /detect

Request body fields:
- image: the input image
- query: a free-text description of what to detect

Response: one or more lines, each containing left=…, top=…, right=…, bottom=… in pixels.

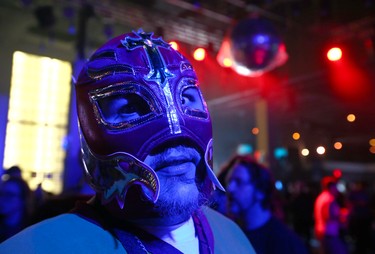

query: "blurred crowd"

left=209, top=156, right=375, bottom=254
left=0, top=165, right=91, bottom=243
left=282, top=177, right=374, bottom=254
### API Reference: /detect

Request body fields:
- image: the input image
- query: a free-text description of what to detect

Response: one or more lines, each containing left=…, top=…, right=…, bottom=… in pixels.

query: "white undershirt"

left=139, top=217, right=199, bottom=254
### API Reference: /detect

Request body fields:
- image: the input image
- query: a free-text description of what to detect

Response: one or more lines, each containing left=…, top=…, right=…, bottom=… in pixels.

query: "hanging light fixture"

left=217, top=17, right=288, bottom=77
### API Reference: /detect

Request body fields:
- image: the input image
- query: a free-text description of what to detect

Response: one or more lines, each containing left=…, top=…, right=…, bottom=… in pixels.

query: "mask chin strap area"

left=205, top=139, right=225, bottom=192
left=80, top=136, right=160, bottom=209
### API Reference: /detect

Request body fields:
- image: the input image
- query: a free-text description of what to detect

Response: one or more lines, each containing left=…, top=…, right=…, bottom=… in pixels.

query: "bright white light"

left=327, top=47, right=342, bottom=61
left=316, top=146, right=326, bottom=155
left=337, top=181, right=346, bottom=193
left=301, top=148, right=309, bottom=156
left=234, top=65, right=251, bottom=76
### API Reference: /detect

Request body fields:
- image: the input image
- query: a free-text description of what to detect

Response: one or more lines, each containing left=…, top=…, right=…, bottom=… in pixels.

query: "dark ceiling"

left=2, top=0, right=375, bottom=170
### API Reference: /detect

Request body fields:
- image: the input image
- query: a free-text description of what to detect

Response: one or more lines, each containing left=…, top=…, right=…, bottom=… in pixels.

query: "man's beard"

left=152, top=175, right=203, bottom=218
left=103, top=145, right=210, bottom=225
left=143, top=145, right=208, bottom=222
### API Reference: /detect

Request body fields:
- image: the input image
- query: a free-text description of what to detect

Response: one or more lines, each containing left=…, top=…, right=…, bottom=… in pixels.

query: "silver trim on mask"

left=80, top=134, right=160, bottom=209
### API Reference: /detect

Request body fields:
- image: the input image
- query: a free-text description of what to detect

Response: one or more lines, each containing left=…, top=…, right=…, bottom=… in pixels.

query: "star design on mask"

left=121, top=29, right=174, bottom=88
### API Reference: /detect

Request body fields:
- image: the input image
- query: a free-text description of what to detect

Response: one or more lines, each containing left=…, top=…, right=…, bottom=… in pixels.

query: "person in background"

left=30, top=156, right=94, bottom=224
left=288, top=180, right=315, bottom=250
left=223, top=154, right=308, bottom=254
left=347, top=180, right=373, bottom=254
left=314, top=176, right=348, bottom=254
left=2, top=166, right=22, bottom=179
left=0, top=173, right=31, bottom=242
left=0, top=29, right=255, bottom=254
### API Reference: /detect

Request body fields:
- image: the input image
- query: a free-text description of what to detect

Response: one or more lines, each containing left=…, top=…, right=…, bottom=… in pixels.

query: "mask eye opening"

left=179, top=79, right=209, bottom=119
left=90, top=83, right=162, bottom=130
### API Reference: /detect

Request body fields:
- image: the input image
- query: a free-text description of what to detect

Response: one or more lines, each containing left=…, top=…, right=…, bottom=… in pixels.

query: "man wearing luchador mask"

left=0, top=30, right=255, bottom=254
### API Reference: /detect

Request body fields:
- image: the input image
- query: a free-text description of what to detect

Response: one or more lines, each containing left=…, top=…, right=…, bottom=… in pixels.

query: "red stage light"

left=327, top=47, right=342, bottom=61
left=333, top=169, right=342, bottom=178
left=169, top=41, right=179, bottom=51
left=222, top=57, right=232, bottom=67
left=193, top=48, right=206, bottom=61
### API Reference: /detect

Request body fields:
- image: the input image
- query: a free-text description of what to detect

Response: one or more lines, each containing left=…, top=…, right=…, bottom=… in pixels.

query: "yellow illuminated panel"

left=3, top=51, right=71, bottom=194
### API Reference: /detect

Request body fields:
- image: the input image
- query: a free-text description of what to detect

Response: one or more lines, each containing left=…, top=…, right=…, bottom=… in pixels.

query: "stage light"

left=333, top=169, right=342, bottom=178
left=301, top=148, right=309, bottom=156
left=292, top=132, right=300, bottom=140
left=251, top=127, right=260, bottom=135
left=347, top=114, right=355, bottom=122
left=274, top=147, right=288, bottom=159
left=327, top=47, right=342, bottom=61
left=275, top=180, right=283, bottom=191
left=222, top=57, right=232, bottom=67
left=237, top=143, right=253, bottom=155
left=316, top=146, right=326, bottom=155
left=334, top=142, right=343, bottom=150
left=193, top=47, right=206, bottom=61
left=337, top=182, right=346, bottom=193
left=169, top=41, right=179, bottom=51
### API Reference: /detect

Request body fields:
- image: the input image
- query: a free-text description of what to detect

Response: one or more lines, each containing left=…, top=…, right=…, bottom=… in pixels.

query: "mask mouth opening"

left=79, top=134, right=161, bottom=206
left=145, top=136, right=208, bottom=181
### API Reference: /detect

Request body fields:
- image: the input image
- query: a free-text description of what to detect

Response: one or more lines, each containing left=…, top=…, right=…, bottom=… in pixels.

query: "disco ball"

left=229, top=17, right=287, bottom=75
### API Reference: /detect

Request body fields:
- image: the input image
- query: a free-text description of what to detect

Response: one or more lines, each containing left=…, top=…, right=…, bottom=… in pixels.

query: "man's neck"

left=139, top=216, right=194, bottom=240
left=100, top=196, right=193, bottom=227
left=139, top=216, right=199, bottom=254
left=127, top=215, right=191, bottom=227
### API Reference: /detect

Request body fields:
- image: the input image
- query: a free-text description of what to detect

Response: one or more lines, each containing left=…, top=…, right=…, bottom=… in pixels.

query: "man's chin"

left=154, top=183, right=200, bottom=218
left=173, top=180, right=198, bottom=196
left=103, top=184, right=200, bottom=226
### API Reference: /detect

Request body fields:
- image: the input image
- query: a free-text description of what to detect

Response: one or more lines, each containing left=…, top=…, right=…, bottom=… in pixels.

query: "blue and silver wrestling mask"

left=75, top=30, right=224, bottom=208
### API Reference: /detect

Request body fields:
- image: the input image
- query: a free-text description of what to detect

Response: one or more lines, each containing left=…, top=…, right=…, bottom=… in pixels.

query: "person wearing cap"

left=0, top=30, right=255, bottom=254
